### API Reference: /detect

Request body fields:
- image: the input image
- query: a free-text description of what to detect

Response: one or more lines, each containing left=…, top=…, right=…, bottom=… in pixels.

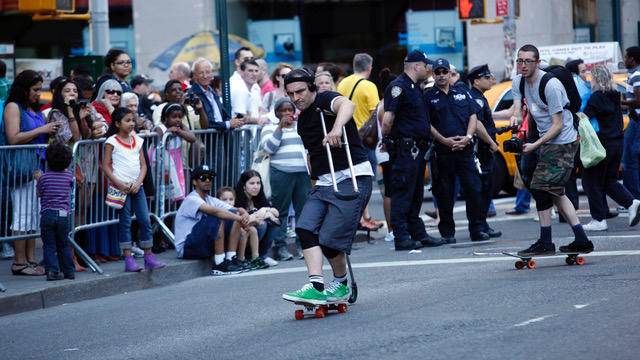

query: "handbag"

left=251, top=149, right=271, bottom=199
left=578, top=113, right=606, bottom=168
left=1, top=104, right=40, bottom=186
left=358, top=107, right=378, bottom=150
left=105, top=182, right=127, bottom=209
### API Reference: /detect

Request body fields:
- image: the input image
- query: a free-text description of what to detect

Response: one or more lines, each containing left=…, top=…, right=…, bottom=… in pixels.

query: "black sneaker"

left=559, top=240, right=594, bottom=253
left=231, top=256, right=251, bottom=272
left=211, top=259, right=243, bottom=276
left=517, top=241, right=556, bottom=256
left=416, top=234, right=444, bottom=247
left=394, top=237, right=423, bottom=251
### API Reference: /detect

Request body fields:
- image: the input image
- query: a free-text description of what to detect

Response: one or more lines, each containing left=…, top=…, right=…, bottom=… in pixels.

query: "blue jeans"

left=257, top=222, right=278, bottom=258
left=117, top=187, right=153, bottom=250
left=514, top=189, right=531, bottom=213
left=40, top=209, right=74, bottom=275
left=622, top=119, right=640, bottom=199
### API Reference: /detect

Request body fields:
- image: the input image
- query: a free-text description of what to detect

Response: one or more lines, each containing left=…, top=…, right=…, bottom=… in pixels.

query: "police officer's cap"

left=404, top=50, right=433, bottom=66
left=468, top=64, right=492, bottom=81
left=433, top=58, right=450, bottom=71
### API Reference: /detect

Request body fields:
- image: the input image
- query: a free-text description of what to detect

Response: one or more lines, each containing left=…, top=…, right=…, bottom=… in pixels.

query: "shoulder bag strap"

left=349, top=78, right=365, bottom=100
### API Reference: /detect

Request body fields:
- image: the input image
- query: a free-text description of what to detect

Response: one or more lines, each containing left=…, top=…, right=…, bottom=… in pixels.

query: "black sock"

left=309, top=275, right=324, bottom=292
left=572, top=224, right=589, bottom=244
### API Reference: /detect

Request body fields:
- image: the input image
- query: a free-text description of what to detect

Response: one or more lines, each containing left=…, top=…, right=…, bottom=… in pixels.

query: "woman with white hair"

left=92, top=79, right=123, bottom=124
left=314, top=71, right=335, bottom=93
left=120, top=92, right=153, bottom=132
left=582, top=65, right=640, bottom=231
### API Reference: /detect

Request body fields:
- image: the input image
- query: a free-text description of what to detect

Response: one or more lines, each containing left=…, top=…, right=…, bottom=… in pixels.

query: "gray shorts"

left=296, top=176, right=372, bottom=255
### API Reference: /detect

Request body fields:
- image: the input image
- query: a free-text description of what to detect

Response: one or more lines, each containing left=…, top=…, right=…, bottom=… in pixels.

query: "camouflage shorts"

left=530, top=141, right=579, bottom=196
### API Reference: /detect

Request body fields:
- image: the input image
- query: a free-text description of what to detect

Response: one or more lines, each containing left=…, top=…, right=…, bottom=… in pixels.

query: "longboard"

left=502, top=252, right=586, bottom=269
left=291, top=300, right=348, bottom=320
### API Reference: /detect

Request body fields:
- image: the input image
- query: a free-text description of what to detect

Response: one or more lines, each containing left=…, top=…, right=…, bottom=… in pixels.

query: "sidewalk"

left=0, top=231, right=382, bottom=318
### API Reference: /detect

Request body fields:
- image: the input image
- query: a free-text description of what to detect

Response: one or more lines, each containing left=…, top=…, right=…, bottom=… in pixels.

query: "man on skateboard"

left=510, top=44, right=594, bottom=256
left=281, top=69, right=373, bottom=305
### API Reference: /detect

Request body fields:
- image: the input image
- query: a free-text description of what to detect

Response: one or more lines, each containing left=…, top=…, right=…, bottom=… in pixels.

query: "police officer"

left=467, top=64, right=502, bottom=239
left=382, top=50, right=444, bottom=251
left=425, top=58, right=486, bottom=243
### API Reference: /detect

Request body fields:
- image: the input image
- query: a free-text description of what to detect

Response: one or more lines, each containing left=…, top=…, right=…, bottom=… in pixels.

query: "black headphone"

left=299, top=68, right=317, bottom=92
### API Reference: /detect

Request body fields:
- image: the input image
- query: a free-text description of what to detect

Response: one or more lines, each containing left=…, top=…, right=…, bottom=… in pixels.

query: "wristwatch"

left=466, top=134, right=474, bottom=144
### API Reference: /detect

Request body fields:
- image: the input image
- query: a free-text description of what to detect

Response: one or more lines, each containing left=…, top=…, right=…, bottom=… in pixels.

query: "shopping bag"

left=578, top=113, right=606, bottom=168
left=251, top=149, right=271, bottom=199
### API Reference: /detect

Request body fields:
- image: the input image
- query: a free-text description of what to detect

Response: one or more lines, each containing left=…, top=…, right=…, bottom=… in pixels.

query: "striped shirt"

left=260, top=124, right=308, bottom=173
left=36, top=170, right=73, bottom=213
left=627, top=65, right=640, bottom=119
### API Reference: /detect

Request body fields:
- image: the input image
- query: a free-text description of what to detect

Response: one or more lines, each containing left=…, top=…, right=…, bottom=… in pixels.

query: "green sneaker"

left=282, top=283, right=327, bottom=305
left=325, top=280, right=350, bottom=302
left=250, top=257, right=269, bottom=270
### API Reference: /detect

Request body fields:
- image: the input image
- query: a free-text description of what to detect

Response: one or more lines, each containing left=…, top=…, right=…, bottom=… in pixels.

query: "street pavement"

left=1, top=187, right=639, bottom=359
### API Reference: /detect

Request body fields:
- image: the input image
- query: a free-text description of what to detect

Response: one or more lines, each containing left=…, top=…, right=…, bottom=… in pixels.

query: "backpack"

left=519, top=65, right=581, bottom=129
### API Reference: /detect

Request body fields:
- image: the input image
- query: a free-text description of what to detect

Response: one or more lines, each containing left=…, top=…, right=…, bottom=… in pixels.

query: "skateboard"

left=292, top=300, right=348, bottom=320
left=502, top=252, right=586, bottom=269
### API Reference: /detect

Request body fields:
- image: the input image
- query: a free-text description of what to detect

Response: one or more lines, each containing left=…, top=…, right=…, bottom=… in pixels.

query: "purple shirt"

left=36, top=170, right=73, bottom=213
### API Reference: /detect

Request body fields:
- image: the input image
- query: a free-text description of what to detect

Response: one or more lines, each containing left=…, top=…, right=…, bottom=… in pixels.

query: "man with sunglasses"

left=381, top=50, right=444, bottom=251
left=509, top=44, right=593, bottom=256
left=425, top=58, right=485, bottom=244
left=174, top=165, right=254, bottom=275
left=467, top=64, right=502, bottom=239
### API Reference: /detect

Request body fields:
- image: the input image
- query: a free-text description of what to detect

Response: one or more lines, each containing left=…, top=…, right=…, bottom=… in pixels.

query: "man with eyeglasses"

left=174, top=165, right=257, bottom=275
left=467, top=64, right=502, bottom=239
left=381, top=50, right=444, bottom=250
left=509, top=44, right=593, bottom=256
left=425, top=58, right=485, bottom=244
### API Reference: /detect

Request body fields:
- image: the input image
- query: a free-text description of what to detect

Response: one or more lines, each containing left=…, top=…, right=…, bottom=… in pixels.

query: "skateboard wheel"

left=566, top=257, right=575, bottom=265
left=575, top=257, right=585, bottom=265
left=515, top=261, right=525, bottom=269
left=315, top=308, right=325, bottom=318
left=322, top=305, right=329, bottom=315
left=295, top=309, right=304, bottom=320
left=337, top=303, right=347, bottom=313
left=526, top=260, right=536, bottom=269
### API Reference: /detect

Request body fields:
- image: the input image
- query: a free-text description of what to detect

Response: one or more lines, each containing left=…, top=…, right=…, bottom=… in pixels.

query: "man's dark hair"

left=74, top=75, right=94, bottom=93
left=518, top=44, right=540, bottom=60
left=240, top=59, right=259, bottom=72
left=626, top=46, right=640, bottom=64
left=0, top=60, right=6, bottom=78
left=234, top=47, right=252, bottom=61
left=45, top=141, right=73, bottom=172
left=71, top=63, right=92, bottom=78
left=565, top=59, right=584, bottom=75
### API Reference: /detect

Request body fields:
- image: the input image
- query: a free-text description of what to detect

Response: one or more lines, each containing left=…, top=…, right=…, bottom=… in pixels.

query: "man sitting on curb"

left=174, top=165, right=262, bottom=275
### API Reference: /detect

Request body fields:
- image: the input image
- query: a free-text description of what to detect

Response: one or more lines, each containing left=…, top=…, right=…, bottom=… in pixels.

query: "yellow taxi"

left=486, top=73, right=629, bottom=196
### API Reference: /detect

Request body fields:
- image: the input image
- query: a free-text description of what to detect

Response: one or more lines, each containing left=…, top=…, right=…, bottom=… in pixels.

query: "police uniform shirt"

left=425, top=86, right=481, bottom=138
left=383, top=72, right=431, bottom=140
left=468, top=86, right=497, bottom=140
left=297, top=91, right=369, bottom=180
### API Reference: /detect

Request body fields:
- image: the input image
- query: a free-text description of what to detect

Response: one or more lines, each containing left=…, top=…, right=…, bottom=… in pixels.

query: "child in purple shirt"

left=36, top=141, right=75, bottom=281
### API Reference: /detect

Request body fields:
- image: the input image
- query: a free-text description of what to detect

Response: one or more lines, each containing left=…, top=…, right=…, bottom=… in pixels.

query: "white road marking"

left=233, top=250, right=640, bottom=277
left=514, top=315, right=556, bottom=327
left=574, top=304, right=590, bottom=309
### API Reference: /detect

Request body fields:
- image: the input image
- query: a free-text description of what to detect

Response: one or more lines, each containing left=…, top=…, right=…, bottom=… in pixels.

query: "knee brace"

left=530, top=188, right=553, bottom=212
left=297, top=229, right=319, bottom=250
left=320, top=245, right=340, bottom=259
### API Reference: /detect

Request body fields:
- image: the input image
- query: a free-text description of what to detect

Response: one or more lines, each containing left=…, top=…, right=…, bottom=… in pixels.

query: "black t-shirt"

left=583, top=90, right=624, bottom=141
left=297, top=91, right=369, bottom=180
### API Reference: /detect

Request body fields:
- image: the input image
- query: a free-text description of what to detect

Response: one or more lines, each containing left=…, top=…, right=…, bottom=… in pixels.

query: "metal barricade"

left=0, top=143, right=48, bottom=291
left=152, top=127, right=256, bottom=244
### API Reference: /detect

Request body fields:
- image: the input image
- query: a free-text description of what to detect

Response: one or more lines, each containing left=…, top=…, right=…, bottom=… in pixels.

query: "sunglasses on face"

left=197, top=175, right=213, bottom=182
left=434, top=69, right=449, bottom=76
left=105, top=89, right=122, bottom=96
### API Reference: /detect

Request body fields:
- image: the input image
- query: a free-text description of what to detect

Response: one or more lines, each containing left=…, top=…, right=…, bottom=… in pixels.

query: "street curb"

left=0, top=259, right=212, bottom=318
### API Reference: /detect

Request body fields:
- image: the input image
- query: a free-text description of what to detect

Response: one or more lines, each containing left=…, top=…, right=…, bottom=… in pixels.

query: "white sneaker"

left=583, top=219, right=608, bottom=231
left=629, top=199, right=640, bottom=226
left=384, top=231, right=394, bottom=242
left=131, top=246, right=145, bottom=258
left=263, top=256, right=278, bottom=267
left=286, top=227, right=297, bottom=238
